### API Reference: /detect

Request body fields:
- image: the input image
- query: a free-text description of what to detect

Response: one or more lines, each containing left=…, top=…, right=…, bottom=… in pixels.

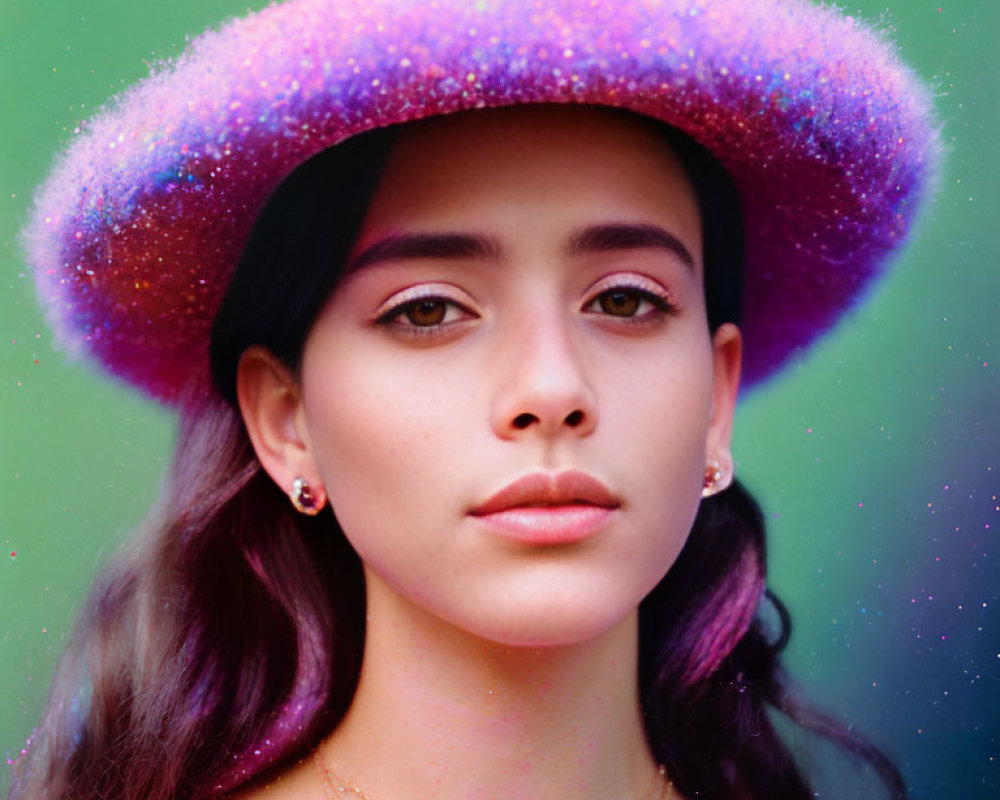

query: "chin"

left=441, top=585, right=648, bottom=650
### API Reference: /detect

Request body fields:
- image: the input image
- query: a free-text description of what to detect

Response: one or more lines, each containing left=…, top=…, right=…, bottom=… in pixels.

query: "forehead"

left=354, top=105, right=701, bottom=258
left=389, top=104, right=684, bottom=167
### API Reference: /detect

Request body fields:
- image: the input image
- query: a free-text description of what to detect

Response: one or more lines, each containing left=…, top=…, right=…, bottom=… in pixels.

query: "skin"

left=236, top=105, right=741, bottom=800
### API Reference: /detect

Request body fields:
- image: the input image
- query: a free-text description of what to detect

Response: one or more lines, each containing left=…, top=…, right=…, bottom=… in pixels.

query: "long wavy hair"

left=9, top=112, right=905, bottom=800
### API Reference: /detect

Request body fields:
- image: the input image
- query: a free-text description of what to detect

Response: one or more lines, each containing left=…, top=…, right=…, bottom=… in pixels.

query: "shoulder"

left=229, top=754, right=321, bottom=800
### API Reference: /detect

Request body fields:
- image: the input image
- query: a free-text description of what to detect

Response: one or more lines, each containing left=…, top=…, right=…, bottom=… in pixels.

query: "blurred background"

left=2, top=1, right=997, bottom=797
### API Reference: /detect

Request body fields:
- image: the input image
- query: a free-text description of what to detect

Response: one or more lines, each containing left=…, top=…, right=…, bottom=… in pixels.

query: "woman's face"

left=267, top=106, right=740, bottom=646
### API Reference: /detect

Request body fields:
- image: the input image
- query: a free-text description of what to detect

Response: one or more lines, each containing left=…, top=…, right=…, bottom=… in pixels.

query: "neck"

left=319, top=571, right=662, bottom=800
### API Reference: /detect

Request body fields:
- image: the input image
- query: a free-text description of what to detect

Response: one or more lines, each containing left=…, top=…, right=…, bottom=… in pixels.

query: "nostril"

left=565, top=409, right=584, bottom=427
left=513, top=412, right=537, bottom=430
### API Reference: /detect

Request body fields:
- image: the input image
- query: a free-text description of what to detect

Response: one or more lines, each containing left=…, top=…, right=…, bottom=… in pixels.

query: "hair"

left=9, top=109, right=904, bottom=800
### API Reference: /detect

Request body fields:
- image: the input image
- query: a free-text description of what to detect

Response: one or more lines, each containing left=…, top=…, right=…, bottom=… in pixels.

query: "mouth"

left=468, top=471, right=620, bottom=545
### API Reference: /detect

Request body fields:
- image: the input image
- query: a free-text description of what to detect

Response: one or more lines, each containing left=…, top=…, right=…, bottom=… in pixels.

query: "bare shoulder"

left=229, top=754, right=321, bottom=800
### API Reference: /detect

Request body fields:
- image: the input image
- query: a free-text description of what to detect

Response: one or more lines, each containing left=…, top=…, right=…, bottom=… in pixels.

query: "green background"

left=2, top=1, right=997, bottom=796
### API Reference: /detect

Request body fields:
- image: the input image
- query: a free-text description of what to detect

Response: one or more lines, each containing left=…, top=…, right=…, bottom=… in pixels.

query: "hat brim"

left=26, top=0, right=939, bottom=404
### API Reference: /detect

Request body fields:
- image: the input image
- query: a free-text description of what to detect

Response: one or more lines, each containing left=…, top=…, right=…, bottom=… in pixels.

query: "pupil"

left=600, top=291, right=639, bottom=317
left=407, top=300, right=447, bottom=326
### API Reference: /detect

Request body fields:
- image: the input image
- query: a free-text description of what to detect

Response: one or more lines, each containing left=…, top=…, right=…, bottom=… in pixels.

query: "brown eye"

left=597, top=290, right=642, bottom=317
left=404, top=299, right=449, bottom=326
left=376, top=292, right=478, bottom=334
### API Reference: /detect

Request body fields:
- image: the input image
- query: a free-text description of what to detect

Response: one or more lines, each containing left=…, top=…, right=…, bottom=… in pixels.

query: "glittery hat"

left=26, top=0, right=938, bottom=404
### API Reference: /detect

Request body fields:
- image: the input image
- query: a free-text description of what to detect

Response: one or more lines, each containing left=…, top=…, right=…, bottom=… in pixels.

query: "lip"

left=469, top=470, right=620, bottom=545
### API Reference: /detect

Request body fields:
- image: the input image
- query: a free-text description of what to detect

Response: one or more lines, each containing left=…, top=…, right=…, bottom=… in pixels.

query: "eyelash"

left=581, top=273, right=678, bottom=326
left=374, top=278, right=677, bottom=337
left=583, top=286, right=677, bottom=323
left=374, top=289, right=477, bottom=338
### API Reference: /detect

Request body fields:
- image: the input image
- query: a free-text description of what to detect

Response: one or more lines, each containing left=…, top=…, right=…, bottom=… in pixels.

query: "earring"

left=290, top=476, right=325, bottom=516
left=702, top=460, right=727, bottom=498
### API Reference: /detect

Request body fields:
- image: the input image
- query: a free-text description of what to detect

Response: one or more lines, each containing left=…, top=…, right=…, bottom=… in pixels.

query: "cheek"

left=300, top=344, right=471, bottom=548
left=604, top=329, right=715, bottom=453
left=601, top=336, right=714, bottom=541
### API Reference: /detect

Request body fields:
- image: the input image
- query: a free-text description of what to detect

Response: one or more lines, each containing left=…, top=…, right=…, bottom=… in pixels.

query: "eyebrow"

left=346, top=222, right=695, bottom=273
left=346, top=233, right=502, bottom=273
left=567, top=223, right=695, bottom=269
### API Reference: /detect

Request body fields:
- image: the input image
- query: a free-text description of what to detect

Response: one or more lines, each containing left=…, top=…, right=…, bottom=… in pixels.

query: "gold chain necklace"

left=313, top=750, right=674, bottom=800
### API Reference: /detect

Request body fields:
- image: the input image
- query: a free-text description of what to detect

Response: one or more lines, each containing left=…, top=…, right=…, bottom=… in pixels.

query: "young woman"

left=11, top=0, right=938, bottom=798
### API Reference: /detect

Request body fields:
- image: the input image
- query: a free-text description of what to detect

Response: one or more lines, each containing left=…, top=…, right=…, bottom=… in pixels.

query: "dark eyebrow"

left=347, top=233, right=502, bottom=273
left=566, top=223, right=695, bottom=270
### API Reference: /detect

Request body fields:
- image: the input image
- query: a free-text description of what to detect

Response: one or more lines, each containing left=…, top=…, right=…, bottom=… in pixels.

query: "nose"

left=490, top=315, right=598, bottom=440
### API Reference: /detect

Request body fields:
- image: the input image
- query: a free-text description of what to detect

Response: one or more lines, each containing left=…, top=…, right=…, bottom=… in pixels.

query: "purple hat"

left=25, top=0, right=939, bottom=404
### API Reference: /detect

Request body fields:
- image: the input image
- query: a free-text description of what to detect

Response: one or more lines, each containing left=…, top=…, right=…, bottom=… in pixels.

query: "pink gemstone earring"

left=290, top=476, right=325, bottom=516
left=702, top=461, right=727, bottom=499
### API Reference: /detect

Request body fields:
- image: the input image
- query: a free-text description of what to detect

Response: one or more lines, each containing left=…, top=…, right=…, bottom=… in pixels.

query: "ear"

left=236, top=346, right=326, bottom=509
left=705, top=322, right=742, bottom=489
